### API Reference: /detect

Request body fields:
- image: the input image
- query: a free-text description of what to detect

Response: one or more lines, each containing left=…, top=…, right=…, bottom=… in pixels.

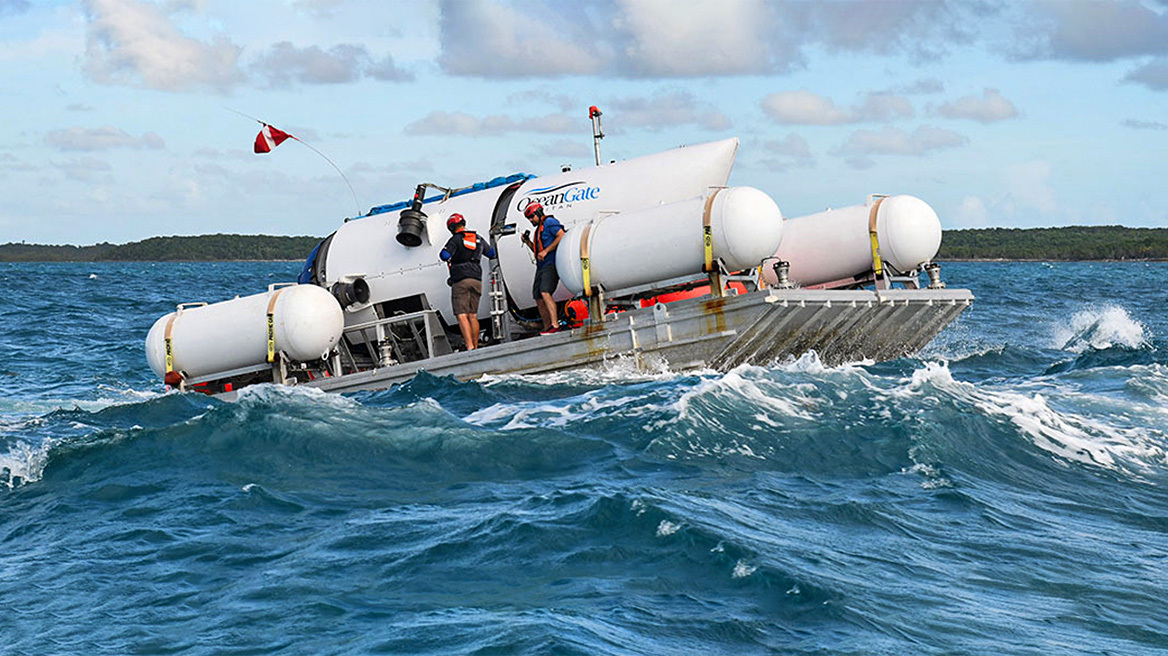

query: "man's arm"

left=539, top=227, right=565, bottom=260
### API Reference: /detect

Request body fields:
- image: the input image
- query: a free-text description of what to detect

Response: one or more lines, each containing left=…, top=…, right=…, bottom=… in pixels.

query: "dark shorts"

left=533, top=264, right=559, bottom=299
left=451, top=278, right=482, bottom=315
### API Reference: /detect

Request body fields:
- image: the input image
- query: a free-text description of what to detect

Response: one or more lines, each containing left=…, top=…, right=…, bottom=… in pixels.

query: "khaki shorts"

left=451, top=278, right=482, bottom=315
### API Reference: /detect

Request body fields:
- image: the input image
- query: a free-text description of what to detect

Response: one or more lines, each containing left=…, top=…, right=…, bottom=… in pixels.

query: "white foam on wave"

left=731, top=559, right=757, bottom=579
left=770, top=350, right=874, bottom=376
left=645, top=366, right=817, bottom=434
left=0, top=385, right=167, bottom=419
left=1126, top=363, right=1168, bottom=405
left=901, top=360, right=1167, bottom=480
left=464, top=386, right=661, bottom=431
left=0, top=429, right=55, bottom=489
left=656, top=520, right=682, bottom=537
left=1053, top=305, right=1149, bottom=353
left=235, top=382, right=362, bottom=410
left=479, top=355, right=713, bottom=388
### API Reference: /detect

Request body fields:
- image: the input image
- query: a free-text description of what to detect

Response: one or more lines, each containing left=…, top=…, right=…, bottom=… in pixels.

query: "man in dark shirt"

left=439, top=213, right=496, bottom=350
left=521, top=202, right=565, bottom=334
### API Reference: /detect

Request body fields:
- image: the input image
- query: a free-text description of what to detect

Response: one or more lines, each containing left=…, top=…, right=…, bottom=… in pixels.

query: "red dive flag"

left=254, top=124, right=293, bottom=153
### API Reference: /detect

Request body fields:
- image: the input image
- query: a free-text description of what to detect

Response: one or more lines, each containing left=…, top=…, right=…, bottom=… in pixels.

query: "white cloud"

left=1122, top=118, right=1168, bottom=130
left=45, top=126, right=165, bottom=151
left=762, top=90, right=913, bottom=125
left=404, top=111, right=576, bottom=136
left=954, top=195, right=990, bottom=226
left=1124, top=57, right=1168, bottom=91
left=437, top=0, right=606, bottom=77
left=899, top=77, right=945, bottom=94
left=538, top=139, right=593, bottom=159
left=0, top=0, right=30, bottom=15
left=82, top=0, right=244, bottom=92
left=0, top=153, right=34, bottom=172
left=292, top=0, right=345, bottom=19
left=609, top=91, right=732, bottom=131
left=757, top=133, right=814, bottom=171
left=613, top=0, right=785, bottom=76
left=763, top=134, right=812, bottom=159
left=1016, top=0, right=1168, bottom=62
left=844, top=156, right=876, bottom=170
left=833, top=125, right=968, bottom=156
left=935, top=88, right=1019, bottom=123
left=762, top=90, right=855, bottom=125
left=1005, top=160, right=1058, bottom=214
left=436, top=0, right=986, bottom=79
left=507, top=91, right=580, bottom=112
left=250, top=42, right=413, bottom=87
left=54, top=157, right=113, bottom=182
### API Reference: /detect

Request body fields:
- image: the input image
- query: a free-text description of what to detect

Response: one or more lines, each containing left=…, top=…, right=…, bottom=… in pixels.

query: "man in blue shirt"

left=440, top=213, right=496, bottom=350
left=521, top=201, right=565, bottom=334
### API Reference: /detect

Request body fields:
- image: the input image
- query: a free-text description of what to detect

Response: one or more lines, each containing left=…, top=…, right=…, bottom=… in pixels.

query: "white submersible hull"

left=144, top=137, right=973, bottom=396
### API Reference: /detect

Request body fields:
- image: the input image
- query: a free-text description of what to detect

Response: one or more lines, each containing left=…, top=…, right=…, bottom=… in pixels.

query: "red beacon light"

left=589, top=105, right=602, bottom=118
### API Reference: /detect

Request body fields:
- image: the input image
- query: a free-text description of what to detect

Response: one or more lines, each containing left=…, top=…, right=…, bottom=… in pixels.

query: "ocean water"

left=1, top=260, right=1167, bottom=655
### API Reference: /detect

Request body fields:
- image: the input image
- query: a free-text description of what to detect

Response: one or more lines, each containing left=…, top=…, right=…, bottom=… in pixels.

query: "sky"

left=1, top=0, right=1165, bottom=245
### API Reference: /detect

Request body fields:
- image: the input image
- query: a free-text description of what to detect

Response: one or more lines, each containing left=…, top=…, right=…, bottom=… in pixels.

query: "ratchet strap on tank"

left=579, top=223, right=593, bottom=297
left=868, top=197, right=887, bottom=279
left=163, top=314, right=178, bottom=374
left=702, top=191, right=719, bottom=273
left=266, top=288, right=286, bottom=363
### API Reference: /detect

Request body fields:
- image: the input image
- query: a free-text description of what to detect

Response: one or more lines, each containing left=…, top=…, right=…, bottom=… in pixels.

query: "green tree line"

left=2, top=227, right=1166, bottom=262
left=0, top=234, right=322, bottom=262
left=937, top=226, right=1168, bottom=260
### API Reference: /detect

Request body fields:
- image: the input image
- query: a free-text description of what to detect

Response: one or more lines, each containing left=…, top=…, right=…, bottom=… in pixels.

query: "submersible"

left=145, top=136, right=972, bottom=396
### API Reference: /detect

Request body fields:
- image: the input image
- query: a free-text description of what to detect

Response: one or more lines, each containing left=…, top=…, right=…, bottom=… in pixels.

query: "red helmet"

left=446, top=213, right=465, bottom=230
left=523, top=202, right=543, bottom=219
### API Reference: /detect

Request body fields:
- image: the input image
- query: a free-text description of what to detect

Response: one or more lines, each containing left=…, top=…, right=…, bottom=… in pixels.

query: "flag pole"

left=228, top=109, right=363, bottom=218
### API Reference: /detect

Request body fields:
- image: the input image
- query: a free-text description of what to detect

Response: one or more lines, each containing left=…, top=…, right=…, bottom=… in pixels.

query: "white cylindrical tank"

left=763, top=194, right=941, bottom=287
left=319, top=137, right=743, bottom=320
left=145, top=284, right=344, bottom=380
left=555, top=186, right=783, bottom=295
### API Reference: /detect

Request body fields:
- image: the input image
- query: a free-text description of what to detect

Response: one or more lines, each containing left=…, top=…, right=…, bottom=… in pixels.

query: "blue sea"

left=2, top=261, right=1167, bottom=655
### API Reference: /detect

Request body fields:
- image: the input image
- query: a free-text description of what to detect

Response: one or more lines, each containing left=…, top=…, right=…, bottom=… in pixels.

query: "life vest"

left=447, top=229, right=485, bottom=283
left=529, top=219, right=544, bottom=258
left=451, top=230, right=480, bottom=263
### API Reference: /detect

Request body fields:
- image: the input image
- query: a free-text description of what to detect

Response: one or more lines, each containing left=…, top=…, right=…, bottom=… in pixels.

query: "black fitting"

left=396, top=184, right=428, bottom=247
left=331, top=277, right=370, bottom=307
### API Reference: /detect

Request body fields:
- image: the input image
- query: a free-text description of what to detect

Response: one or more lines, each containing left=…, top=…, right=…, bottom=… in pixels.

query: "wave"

left=5, top=351, right=1167, bottom=496
left=1053, top=306, right=1150, bottom=353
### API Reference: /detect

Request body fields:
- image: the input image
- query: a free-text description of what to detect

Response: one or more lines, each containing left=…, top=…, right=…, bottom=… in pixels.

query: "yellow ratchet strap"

left=266, top=288, right=285, bottom=363
left=163, top=314, right=178, bottom=374
left=868, top=197, right=887, bottom=278
left=580, top=224, right=593, bottom=296
left=702, top=191, right=719, bottom=272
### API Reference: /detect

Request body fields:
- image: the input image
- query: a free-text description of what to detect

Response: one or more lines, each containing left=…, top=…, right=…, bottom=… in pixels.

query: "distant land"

left=939, top=226, right=1168, bottom=261
left=1, top=226, right=1166, bottom=262
left=0, top=234, right=321, bottom=262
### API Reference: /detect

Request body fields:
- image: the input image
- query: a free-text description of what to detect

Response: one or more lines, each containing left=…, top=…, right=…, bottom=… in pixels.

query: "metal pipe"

left=590, top=106, right=604, bottom=166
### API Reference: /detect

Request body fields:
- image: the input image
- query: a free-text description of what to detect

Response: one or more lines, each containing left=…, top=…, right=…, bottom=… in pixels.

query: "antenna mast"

left=589, top=106, right=604, bottom=166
